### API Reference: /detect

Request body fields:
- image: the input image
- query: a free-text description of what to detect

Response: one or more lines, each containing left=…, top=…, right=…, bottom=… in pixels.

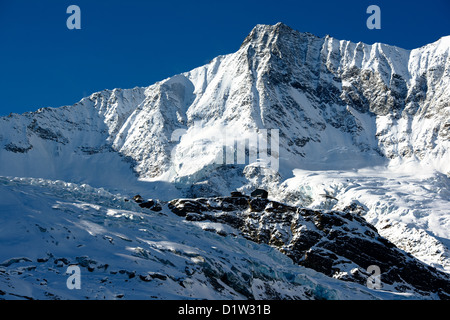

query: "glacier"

left=1, top=176, right=446, bottom=299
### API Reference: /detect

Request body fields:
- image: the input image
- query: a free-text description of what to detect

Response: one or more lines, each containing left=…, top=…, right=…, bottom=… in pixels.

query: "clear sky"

left=0, top=0, right=449, bottom=116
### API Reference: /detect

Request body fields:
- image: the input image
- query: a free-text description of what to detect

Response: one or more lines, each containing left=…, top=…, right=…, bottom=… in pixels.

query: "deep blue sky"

left=0, top=0, right=449, bottom=116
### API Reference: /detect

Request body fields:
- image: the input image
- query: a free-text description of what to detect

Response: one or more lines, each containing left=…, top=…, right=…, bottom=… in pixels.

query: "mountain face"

left=1, top=23, right=449, bottom=299
left=1, top=23, right=448, bottom=184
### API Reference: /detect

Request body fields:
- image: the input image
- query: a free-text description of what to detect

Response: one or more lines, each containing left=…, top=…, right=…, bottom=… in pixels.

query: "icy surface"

left=274, top=166, right=450, bottom=273
left=0, top=177, right=416, bottom=300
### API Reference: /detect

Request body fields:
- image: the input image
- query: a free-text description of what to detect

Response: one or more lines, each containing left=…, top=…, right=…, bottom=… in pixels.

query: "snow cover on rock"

left=0, top=23, right=449, bottom=299
left=273, top=165, right=450, bottom=273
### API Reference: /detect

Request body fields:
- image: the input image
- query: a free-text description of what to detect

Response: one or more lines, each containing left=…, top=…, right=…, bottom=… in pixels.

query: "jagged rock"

left=117, top=270, right=136, bottom=279
left=133, top=195, right=144, bottom=203
left=139, top=200, right=155, bottom=209
left=4, top=143, right=33, bottom=153
left=27, top=119, right=68, bottom=145
left=249, top=198, right=269, bottom=212
left=168, top=195, right=450, bottom=299
left=230, top=191, right=246, bottom=197
left=168, top=199, right=209, bottom=217
left=149, top=202, right=162, bottom=212
left=139, top=272, right=167, bottom=282
left=251, top=189, right=269, bottom=199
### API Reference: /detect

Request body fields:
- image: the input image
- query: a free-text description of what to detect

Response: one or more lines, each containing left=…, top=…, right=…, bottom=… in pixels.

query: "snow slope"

left=273, top=165, right=450, bottom=273
left=0, top=177, right=418, bottom=300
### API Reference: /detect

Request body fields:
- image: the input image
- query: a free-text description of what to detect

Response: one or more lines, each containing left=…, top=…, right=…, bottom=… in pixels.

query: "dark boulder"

left=251, top=189, right=268, bottom=199
left=139, top=200, right=155, bottom=209
left=133, top=195, right=144, bottom=203
left=231, top=191, right=245, bottom=197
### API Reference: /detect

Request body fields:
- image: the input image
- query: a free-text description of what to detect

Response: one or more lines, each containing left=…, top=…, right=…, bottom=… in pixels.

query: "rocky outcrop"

left=168, top=194, right=450, bottom=299
left=132, top=195, right=162, bottom=211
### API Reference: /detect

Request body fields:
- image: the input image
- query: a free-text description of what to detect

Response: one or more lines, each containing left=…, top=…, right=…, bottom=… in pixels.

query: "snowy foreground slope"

left=1, top=177, right=448, bottom=300
left=0, top=23, right=450, bottom=299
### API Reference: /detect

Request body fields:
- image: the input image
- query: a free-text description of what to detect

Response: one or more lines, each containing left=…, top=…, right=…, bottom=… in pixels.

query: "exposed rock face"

left=251, top=189, right=269, bottom=198
left=168, top=195, right=450, bottom=299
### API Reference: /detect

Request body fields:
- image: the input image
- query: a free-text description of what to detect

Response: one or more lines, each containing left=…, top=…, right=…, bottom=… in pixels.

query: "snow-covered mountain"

left=2, top=23, right=449, bottom=185
left=1, top=23, right=449, bottom=299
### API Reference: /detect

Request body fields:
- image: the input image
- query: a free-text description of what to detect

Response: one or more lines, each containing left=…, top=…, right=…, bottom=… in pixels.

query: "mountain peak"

left=240, top=23, right=317, bottom=49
